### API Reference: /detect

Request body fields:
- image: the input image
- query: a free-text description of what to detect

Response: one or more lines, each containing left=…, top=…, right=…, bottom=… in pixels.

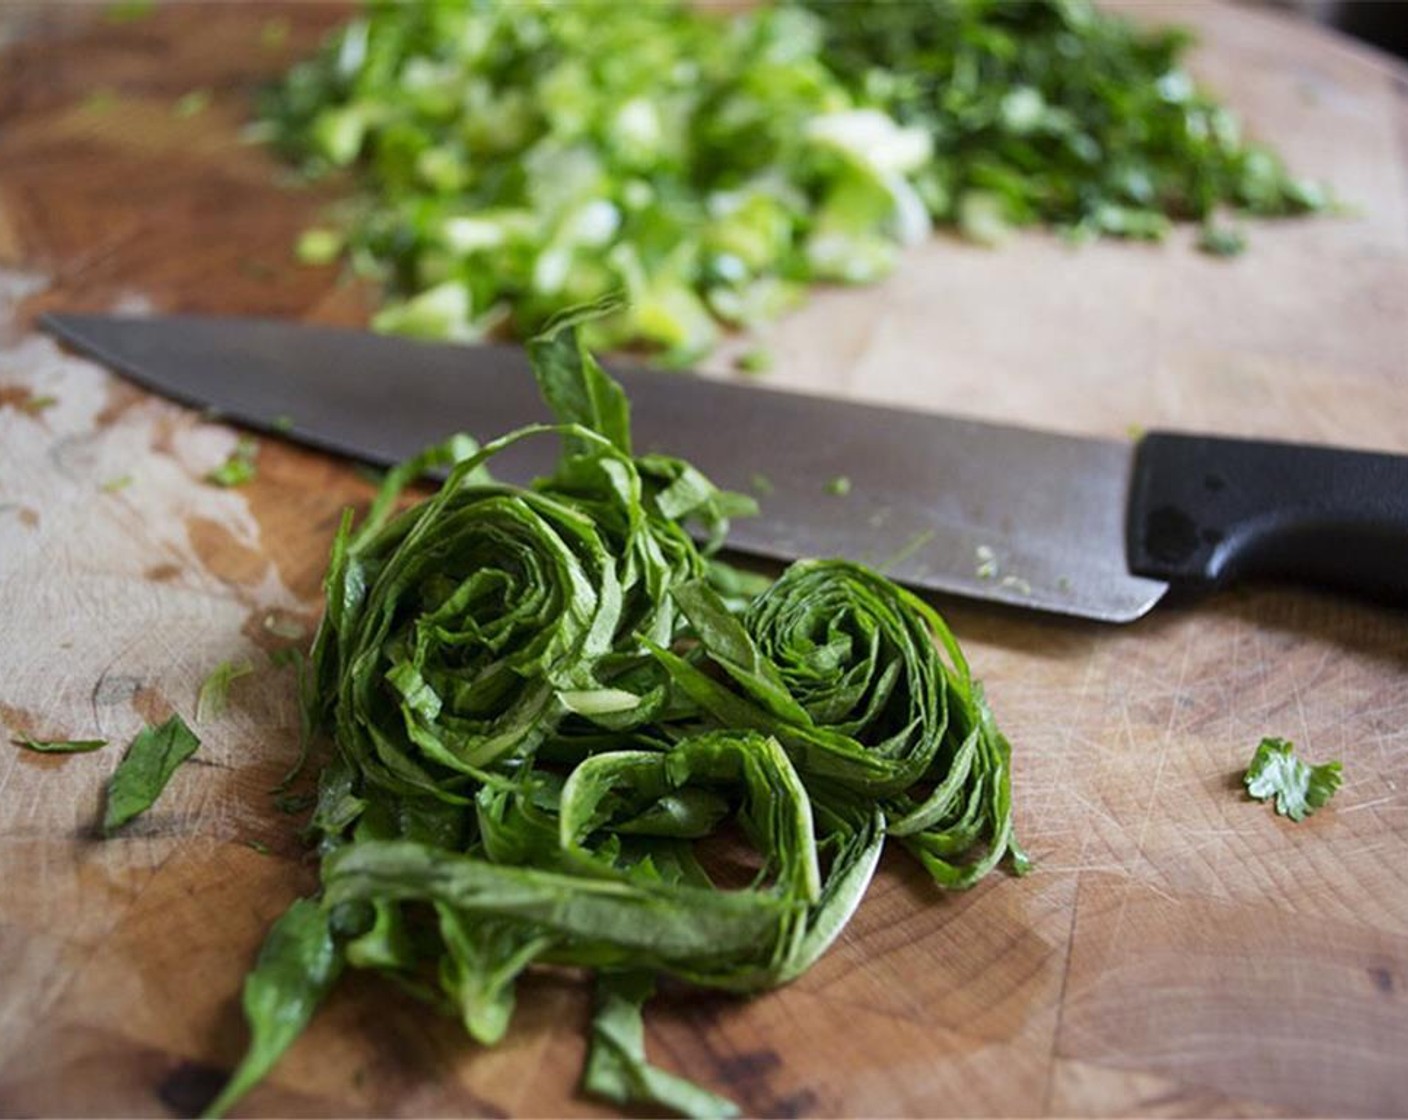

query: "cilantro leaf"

left=1244, top=737, right=1342, bottom=822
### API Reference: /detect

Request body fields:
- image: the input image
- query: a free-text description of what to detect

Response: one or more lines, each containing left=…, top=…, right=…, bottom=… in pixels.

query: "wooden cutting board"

left=2, top=3, right=1406, bottom=1116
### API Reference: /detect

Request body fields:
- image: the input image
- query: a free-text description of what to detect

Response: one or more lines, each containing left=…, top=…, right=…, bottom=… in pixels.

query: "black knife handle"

left=1126, top=432, right=1408, bottom=602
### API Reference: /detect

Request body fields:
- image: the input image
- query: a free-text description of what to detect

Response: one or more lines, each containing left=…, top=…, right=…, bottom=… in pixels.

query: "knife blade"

left=40, top=313, right=1408, bottom=623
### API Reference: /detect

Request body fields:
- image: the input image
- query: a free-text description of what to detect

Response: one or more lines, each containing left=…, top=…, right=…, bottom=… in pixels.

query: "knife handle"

left=1126, top=432, right=1408, bottom=602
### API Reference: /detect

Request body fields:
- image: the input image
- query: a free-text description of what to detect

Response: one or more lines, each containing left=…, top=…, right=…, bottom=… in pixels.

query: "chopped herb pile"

left=206, top=316, right=1025, bottom=1117
left=258, top=0, right=1325, bottom=362
left=259, top=1, right=932, bottom=364
left=1244, top=736, right=1342, bottom=822
left=808, top=0, right=1327, bottom=246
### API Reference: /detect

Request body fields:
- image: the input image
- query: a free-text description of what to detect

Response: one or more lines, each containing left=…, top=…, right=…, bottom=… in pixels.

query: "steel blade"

left=42, top=313, right=1167, bottom=622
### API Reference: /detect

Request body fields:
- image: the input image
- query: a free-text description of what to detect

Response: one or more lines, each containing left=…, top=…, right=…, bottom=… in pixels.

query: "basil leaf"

left=102, top=714, right=200, bottom=835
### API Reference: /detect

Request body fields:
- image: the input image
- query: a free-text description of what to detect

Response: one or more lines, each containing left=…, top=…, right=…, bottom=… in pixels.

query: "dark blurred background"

left=1272, top=0, right=1408, bottom=58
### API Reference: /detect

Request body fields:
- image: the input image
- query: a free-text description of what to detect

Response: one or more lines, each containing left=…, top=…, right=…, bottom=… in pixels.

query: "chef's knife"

left=41, top=313, right=1408, bottom=623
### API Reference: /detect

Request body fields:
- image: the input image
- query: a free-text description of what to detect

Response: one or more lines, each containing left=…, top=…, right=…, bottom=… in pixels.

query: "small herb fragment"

left=105, top=0, right=154, bottom=23
left=1198, top=224, right=1247, bottom=258
left=273, top=791, right=317, bottom=815
left=975, top=544, right=998, bottom=580
left=735, top=347, right=774, bottom=376
left=261, top=18, right=291, bottom=51
left=1244, top=737, right=1342, bottom=822
left=196, top=658, right=255, bottom=724
left=21, top=395, right=57, bottom=415
left=12, top=736, right=107, bottom=754
left=102, top=714, right=200, bottom=835
left=206, top=438, right=258, bottom=487
left=81, top=89, right=118, bottom=115
left=824, top=475, right=851, bottom=496
left=294, top=229, right=342, bottom=266
left=101, top=475, right=134, bottom=494
left=262, top=612, right=306, bottom=641
left=174, top=89, right=212, bottom=119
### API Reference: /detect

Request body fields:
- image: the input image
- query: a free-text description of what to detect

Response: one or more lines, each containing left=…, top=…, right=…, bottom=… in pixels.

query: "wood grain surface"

left=2, top=2, right=1407, bottom=1116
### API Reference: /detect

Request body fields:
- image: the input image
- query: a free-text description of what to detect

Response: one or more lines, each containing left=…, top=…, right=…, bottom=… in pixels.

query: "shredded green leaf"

left=101, top=474, right=134, bottom=494
left=102, top=714, right=200, bottom=835
left=201, top=899, right=343, bottom=1119
left=206, top=437, right=259, bottom=487
left=584, top=972, right=741, bottom=1119
left=824, top=475, right=851, bottom=496
left=211, top=319, right=1022, bottom=1117
left=1244, top=737, right=1342, bottom=822
left=197, top=658, right=255, bottom=724
left=12, top=736, right=107, bottom=754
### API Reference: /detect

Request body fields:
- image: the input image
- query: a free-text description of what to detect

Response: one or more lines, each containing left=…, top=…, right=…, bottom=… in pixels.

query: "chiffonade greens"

left=207, top=318, right=1023, bottom=1118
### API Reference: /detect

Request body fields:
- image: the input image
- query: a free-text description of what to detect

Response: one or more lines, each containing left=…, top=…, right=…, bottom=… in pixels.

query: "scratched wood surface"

left=1, top=2, right=1407, bottom=1116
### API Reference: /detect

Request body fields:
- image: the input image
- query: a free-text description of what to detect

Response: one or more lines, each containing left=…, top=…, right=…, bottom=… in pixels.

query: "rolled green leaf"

left=655, top=560, right=1025, bottom=887
left=220, top=319, right=1024, bottom=1118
